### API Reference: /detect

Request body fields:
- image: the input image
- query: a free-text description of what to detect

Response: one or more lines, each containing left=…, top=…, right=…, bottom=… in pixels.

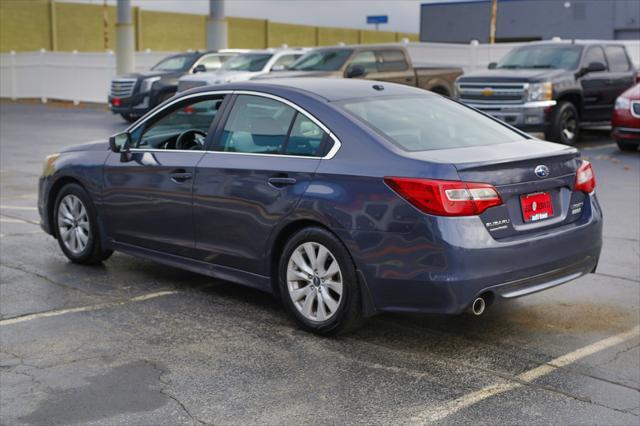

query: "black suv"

left=108, top=50, right=240, bottom=122
left=455, top=41, right=637, bottom=144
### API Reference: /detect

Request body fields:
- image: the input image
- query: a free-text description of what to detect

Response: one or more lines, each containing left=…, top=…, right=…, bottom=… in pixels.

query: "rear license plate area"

left=520, top=191, right=553, bottom=223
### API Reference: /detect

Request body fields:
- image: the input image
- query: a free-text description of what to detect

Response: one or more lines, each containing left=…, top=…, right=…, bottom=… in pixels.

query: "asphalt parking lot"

left=1, top=101, right=638, bottom=425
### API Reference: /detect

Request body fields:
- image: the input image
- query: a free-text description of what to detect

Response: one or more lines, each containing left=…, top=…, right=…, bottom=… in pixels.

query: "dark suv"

left=108, top=50, right=242, bottom=122
left=455, top=41, right=637, bottom=144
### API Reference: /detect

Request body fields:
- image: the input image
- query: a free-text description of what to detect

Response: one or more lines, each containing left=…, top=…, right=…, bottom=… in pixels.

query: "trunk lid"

left=414, top=140, right=586, bottom=239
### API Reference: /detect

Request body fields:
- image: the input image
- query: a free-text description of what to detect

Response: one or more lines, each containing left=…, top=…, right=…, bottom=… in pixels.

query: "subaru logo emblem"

left=534, top=165, right=550, bottom=178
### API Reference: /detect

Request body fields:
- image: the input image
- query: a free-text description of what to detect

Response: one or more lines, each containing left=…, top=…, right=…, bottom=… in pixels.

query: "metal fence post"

left=9, top=50, right=17, bottom=101
left=40, top=48, right=47, bottom=104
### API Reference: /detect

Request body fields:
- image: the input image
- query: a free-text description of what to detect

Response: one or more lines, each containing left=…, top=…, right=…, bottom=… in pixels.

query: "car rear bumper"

left=463, top=100, right=556, bottom=132
left=344, top=192, right=602, bottom=315
left=612, top=126, right=640, bottom=142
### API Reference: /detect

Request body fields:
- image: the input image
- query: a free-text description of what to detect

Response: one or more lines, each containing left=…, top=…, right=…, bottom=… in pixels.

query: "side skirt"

left=111, top=241, right=273, bottom=293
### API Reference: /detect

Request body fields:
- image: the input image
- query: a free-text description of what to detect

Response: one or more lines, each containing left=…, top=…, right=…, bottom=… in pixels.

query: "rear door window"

left=218, top=95, right=296, bottom=154
left=377, top=50, right=409, bottom=71
left=283, top=113, right=327, bottom=157
left=605, top=46, right=631, bottom=72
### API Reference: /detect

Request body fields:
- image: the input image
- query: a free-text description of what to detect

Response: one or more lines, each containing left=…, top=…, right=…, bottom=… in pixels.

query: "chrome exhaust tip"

left=470, top=297, right=486, bottom=316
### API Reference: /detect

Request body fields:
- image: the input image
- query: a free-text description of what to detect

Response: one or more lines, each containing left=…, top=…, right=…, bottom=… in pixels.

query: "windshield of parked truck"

left=497, top=44, right=583, bottom=70
left=151, top=54, right=197, bottom=72
left=289, top=49, right=353, bottom=71
left=221, top=53, right=273, bottom=72
left=339, top=94, right=525, bottom=152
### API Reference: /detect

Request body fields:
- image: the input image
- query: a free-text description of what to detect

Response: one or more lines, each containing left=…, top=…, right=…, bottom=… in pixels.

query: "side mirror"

left=109, top=132, right=132, bottom=162
left=488, top=62, right=497, bottom=69
left=346, top=64, right=366, bottom=79
left=193, top=64, right=207, bottom=73
left=580, top=61, right=606, bottom=77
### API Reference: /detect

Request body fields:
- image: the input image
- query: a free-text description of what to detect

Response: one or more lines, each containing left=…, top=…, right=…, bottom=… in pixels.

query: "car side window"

left=199, top=55, right=225, bottom=71
left=350, top=51, right=379, bottom=74
left=133, top=96, right=225, bottom=151
left=272, top=54, right=301, bottom=70
left=218, top=95, right=296, bottom=154
left=605, top=46, right=630, bottom=72
left=378, top=50, right=409, bottom=72
left=283, top=113, right=327, bottom=157
left=583, top=47, right=608, bottom=71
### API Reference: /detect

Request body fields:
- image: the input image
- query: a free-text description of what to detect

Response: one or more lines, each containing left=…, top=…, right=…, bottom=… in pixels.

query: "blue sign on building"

left=366, top=15, right=389, bottom=24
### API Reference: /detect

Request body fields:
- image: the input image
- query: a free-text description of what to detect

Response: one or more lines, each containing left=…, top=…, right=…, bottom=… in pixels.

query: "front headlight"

left=141, top=76, right=161, bottom=93
left=527, top=82, right=553, bottom=102
left=615, top=97, right=630, bottom=110
left=42, top=153, right=60, bottom=176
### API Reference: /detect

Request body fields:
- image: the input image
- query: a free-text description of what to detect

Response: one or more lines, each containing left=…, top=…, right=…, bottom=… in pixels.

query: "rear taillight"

left=575, top=160, right=596, bottom=194
left=384, top=177, right=502, bottom=216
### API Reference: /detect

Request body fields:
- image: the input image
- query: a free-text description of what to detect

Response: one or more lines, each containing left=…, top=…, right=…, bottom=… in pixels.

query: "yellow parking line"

left=0, top=290, right=179, bottom=326
left=411, top=325, right=640, bottom=423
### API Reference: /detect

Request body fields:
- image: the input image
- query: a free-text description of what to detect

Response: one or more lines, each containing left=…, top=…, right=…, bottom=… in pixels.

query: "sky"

left=71, top=0, right=469, bottom=33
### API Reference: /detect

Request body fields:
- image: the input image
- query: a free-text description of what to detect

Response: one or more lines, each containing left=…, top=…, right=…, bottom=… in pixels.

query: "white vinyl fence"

left=0, top=50, right=172, bottom=104
left=1, top=40, right=638, bottom=104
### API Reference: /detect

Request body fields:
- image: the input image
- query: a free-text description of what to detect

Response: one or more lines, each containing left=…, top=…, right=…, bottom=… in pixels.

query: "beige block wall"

left=0, top=1, right=420, bottom=52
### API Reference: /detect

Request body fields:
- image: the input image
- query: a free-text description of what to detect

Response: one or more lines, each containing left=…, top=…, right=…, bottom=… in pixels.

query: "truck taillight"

left=575, top=160, right=596, bottom=194
left=384, top=177, right=502, bottom=216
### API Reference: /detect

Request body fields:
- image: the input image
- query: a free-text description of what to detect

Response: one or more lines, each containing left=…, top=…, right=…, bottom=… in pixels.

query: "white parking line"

left=0, top=205, right=38, bottom=211
left=0, top=217, right=30, bottom=224
left=0, top=290, right=179, bottom=326
left=411, top=325, right=640, bottom=423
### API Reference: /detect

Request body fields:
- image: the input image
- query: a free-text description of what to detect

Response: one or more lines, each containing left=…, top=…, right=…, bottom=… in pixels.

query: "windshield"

left=221, top=53, right=273, bottom=72
left=497, top=45, right=583, bottom=70
left=339, top=95, right=525, bottom=152
left=289, top=49, right=353, bottom=71
left=151, top=54, right=196, bottom=72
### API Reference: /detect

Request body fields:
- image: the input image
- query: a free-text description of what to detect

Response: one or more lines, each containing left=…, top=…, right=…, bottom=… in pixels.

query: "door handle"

left=170, top=169, right=192, bottom=183
left=268, top=176, right=297, bottom=188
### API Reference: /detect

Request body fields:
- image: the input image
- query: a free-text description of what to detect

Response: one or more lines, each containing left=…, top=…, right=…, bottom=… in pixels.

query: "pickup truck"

left=109, top=50, right=245, bottom=122
left=455, top=41, right=638, bottom=145
left=256, top=45, right=463, bottom=97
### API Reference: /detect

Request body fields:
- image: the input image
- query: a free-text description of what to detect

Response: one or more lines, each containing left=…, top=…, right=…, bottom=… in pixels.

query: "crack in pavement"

left=143, top=359, right=210, bottom=426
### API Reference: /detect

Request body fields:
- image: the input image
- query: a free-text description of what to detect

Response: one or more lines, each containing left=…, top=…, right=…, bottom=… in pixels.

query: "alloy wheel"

left=57, top=194, right=90, bottom=254
left=286, top=242, right=343, bottom=322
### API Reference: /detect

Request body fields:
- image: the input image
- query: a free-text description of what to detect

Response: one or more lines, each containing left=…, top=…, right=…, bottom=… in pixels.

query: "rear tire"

left=54, top=184, right=112, bottom=265
left=546, top=101, right=580, bottom=145
left=616, top=140, right=638, bottom=152
left=278, top=227, right=364, bottom=335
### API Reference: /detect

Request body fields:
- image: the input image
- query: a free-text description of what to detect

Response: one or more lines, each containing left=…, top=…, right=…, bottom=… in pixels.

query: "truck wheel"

left=120, top=113, right=137, bottom=123
left=546, top=101, right=580, bottom=145
left=616, top=140, right=638, bottom=152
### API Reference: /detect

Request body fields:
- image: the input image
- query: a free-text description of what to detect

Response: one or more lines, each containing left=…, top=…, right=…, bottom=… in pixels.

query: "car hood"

left=61, top=140, right=110, bottom=153
left=458, top=68, right=569, bottom=83
left=180, top=70, right=259, bottom=84
left=256, top=70, right=338, bottom=79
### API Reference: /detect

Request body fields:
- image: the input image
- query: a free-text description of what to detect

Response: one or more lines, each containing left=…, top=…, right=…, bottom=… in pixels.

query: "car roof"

left=515, top=40, right=628, bottom=48
left=187, top=77, right=430, bottom=102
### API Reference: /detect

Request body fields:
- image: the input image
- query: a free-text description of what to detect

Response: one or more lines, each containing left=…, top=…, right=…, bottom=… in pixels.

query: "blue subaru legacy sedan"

left=38, top=78, right=602, bottom=335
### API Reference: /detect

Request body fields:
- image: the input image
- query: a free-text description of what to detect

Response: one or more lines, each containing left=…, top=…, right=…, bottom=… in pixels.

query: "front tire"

left=54, top=184, right=112, bottom=265
left=278, top=227, right=364, bottom=335
left=545, top=101, right=580, bottom=145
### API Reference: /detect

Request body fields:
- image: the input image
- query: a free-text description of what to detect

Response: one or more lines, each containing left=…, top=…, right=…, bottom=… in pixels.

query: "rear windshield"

left=221, top=53, right=273, bottom=72
left=338, top=95, right=526, bottom=152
